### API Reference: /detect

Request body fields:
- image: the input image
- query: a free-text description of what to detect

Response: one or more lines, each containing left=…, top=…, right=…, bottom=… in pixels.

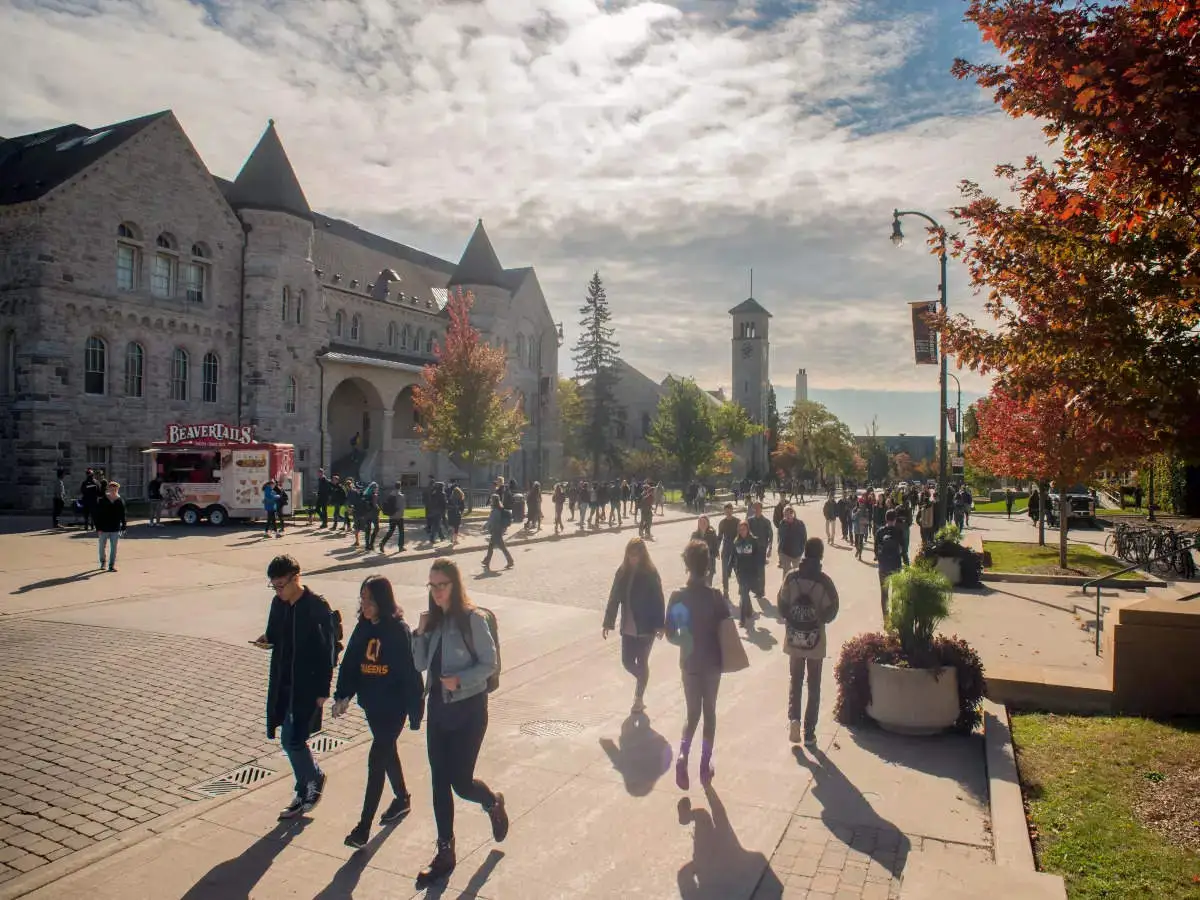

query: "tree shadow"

left=311, top=823, right=399, bottom=900
left=181, top=819, right=309, bottom=899
left=11, top=570, right=102, bottom=594
left=418, top=848, right=505, bottom=899
left=598, top=713, right=672, bottom=797
left=677, top=785, right=784, bottom=900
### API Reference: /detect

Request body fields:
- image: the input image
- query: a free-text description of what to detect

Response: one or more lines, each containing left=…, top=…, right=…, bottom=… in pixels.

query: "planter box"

left=934, top=555, right=961, bottom=586
left=867, top=662, right=959, bottom=735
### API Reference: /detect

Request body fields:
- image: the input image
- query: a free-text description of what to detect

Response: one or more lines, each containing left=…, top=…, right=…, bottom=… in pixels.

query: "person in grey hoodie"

left=777, top=538, right=840, bottom=748
left=481, top=493, right=514, bottom=571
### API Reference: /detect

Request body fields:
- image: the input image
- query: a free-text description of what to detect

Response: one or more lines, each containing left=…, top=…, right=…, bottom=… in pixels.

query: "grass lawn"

left=983, top=540, right=1140, bottom=579
left=313, top=505, right=486, bottom=521
left=1101, top=507, right=1153, bottom=517
left=1011, top=713, right=1200, bottom=900
left=974, top=498, right=1030, bottom=513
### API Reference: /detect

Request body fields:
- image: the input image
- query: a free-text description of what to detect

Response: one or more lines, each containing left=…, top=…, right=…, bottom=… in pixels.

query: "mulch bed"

left=1133, top=764, right=1200, bottom=854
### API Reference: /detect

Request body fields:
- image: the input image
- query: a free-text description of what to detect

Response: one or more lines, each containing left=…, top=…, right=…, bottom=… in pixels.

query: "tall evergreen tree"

left=766, top=386, right=780, bottom=459
left=571, top=272, right=623, bottom=477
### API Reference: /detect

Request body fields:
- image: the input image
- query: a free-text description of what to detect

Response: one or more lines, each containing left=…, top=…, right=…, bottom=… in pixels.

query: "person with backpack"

left=330, top=475, right=348, bottom=530
left=332, top=575, right=425, bottom=849
left=776, top=505, right=807, bottom=576
left=638, top=483, right=655, bottom=538
left=379, top=481, right=407, bottom=553
left=852, top=498, right=871, bottom=560
left=482, top=493, right=514, bottom=571
left=777, top=538, right=840, bottom=748
left=603, top=538, right=666, bottom=715
left=874, top=509, right=907, bottom=621
left=552, top=482, right=566, bottom=534
left=263, top=480, right=283, bottom=538
left=253, top=555, right=341, bottom=820
left=447, top=482, right=466, bottom=545
left=360, top=482, right=380, bottom=550
left=666, top=539, right=730, bottom=789
left=822, top=494, right=838, bottom=545
left=411, top=559, right=508, bottom=885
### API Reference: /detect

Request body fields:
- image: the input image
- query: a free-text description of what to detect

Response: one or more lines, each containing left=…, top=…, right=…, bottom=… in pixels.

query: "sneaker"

left=804, top=734, right=818, bottom=749
left=379, top=794, right=411, bottom=825
left=301, top=772, right=326, bottom=814
left=108, top=566, right=116, bottom=572
left=278, top=793, right=305, bottom=820
left=487, top=792, right=509, bottom=842
left=416, top=838, right=456, bottom=885
left=344, top=822, right=370, bottom=849
left=675, top=757, right=690, bottom=790
left=789, top=720, right=804, bottom=744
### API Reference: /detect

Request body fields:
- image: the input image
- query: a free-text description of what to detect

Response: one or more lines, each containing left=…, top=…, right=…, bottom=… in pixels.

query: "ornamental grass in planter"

left=916, top=523, right=984, bottom=587
left=834, top=562, right=986, bottom=735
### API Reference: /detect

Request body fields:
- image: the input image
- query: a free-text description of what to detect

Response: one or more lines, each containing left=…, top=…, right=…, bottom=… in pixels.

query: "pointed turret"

left=227, top=120, right=311, bottom=218
left=448, top=219, right=507, bottom=289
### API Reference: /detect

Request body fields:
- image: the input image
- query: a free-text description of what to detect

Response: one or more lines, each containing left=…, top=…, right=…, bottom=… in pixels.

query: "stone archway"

left=392, top=385, right=420, bottom=440
left=327, top=376, right=386, bottom=479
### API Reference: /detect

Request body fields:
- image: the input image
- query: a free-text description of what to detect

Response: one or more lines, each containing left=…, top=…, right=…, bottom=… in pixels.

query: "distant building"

left=596, top=359, right=722, bottom=460
left=855, top=434, right=937, bottom=463
left=730, top=295, right=771, bottom=478
left=795, top=368, right=808, bottom=404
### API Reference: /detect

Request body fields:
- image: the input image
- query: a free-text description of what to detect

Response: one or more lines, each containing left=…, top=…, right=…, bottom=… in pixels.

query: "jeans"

left=621, top=634, right=655, bottom=698
left=280, top=707, right=321, bottom=793
left=780, top=554, right=801, bottom=576
left=52, top=497, right=64, bottom=528
left=360, top=713, right=408, bottom=826
left=483, top=532, right=513, bottom=568
left=427, top=695, right=495, bottom=842
left=788, top=656, right=823, bottom=738
left=681, top=668, right=721, bottom=754
left=363, top=517, right=379, bottom=549
left=265, top=510, right=282, bottom=534
left=737, top=577, right=753, bottom=622
left=97, top=532, right=119, bottom=568
left=318, top=503, right=328, bottom=527
left=148, top=499, right=163, bottom=525
left=825, top=518, right=836, bottom=543
left=381, top=518, right=405, bottom=551
left=331, top=503, right=343, bottom=527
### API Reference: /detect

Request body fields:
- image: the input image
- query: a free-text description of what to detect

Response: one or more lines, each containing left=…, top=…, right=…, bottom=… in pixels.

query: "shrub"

left=885, top=564, right=951, bottom=665
left=934, top=522, right=962, bottom=545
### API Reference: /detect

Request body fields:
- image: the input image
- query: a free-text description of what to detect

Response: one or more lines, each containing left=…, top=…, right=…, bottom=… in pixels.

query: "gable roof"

left=0, top=111, right=169, bottom=206
left=448, top=220, right=508, bottom=289
left=728, top=296, right=772, bottom=317
left=225, top=120, right=311, bottom=218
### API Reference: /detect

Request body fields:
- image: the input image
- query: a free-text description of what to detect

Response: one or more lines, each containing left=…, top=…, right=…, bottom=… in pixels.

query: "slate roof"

left=728, top=296, right=772, bottom=317
left=225, top=120, right=311, bottom=217
left=310, top=212, right=457, bottom=276
left=448, top=220, right=509, bottom=289
left=0, top=111, right=168, bottom=206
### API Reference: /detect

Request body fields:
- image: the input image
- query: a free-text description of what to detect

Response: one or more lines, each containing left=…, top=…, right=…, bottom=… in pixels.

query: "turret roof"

left=447, top=220, right=508, bottom=289
left=728, top=296, right=772, bottom=317
left=226, top=120, right=311, bottom=217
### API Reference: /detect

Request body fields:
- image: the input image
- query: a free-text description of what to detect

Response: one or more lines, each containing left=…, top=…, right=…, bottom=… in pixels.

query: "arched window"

left=295, top=290, right=304, bottom=324
left=116, top=222, right=141, bottom=291
left=281, top=287, right=291, bottom=323
left=124, top=342, right=144, bottom=397
left=284, top=376, right=297, bottom=415
left=152, top=233, right=177, bottom=298
left=387, top=322, right=397, bottom=349
left=84, top=336, right=106, bottom=395
left=170, top=348, right=189, bottom=401
left=334, top=310, right=344, bottom=338
left=185, top=243, right=207, bottom=304
left=400, top=324, right=411, bottom=350
left=528, top=334, right=537, bottom=368
left=201, top=352, right=219, bottom=403
left=350, top=315, right=361, bottom=342
left=425, top=331, right=435, bottom=354
left=414, top=329, right=425, bottom=353
left=516, top=334, right=526, bottom=363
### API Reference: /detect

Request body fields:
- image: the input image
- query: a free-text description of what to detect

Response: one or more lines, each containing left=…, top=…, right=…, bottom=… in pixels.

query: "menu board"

left=228, top=449, right=270, bottom=509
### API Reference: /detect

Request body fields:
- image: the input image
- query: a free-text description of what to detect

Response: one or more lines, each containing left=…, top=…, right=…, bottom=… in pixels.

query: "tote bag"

left=717, top=617, right=750, bottom=673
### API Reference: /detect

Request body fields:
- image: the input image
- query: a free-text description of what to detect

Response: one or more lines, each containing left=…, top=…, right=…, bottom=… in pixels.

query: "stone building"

left=0, top=111, right=560, bottom=510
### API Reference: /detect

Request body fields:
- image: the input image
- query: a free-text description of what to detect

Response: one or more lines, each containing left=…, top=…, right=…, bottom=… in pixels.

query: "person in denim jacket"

left=410, top=559, right=508, bottom=885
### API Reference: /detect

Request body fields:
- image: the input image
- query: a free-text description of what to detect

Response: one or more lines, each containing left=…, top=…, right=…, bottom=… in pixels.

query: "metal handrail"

left=1084, top=537, right=1196, bottom=656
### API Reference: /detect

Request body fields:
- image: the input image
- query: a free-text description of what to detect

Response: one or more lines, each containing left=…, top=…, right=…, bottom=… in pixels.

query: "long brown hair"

left=360, top=575, right=401, bottom=622
left=424, top=558, right=475, bottom=634
left=616, top=537, right=658, bottom=583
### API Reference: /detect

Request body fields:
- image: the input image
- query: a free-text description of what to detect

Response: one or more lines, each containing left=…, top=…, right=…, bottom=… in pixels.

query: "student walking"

left=666, top=539, right=730, bottom=789
left=447, top=482, right=466, bottom=545
left=603, top=538, right=666, bottom=715
left=717, top=503, right=739, bottom=598
left=411, top=560, right=507, bottom=885
left=690, top=515, right=719, bottom=587
left=147, top=472, right=164, bottom=527
left=255, top=555, right=339, bottom=820
left=874, top=509, right=907, bottom=621
left=638, top=485, right=655, bottom=538
left=776, top=505, right=807, bottom=576
left=53, top=468, right=67, bottom=529
left=379, top=482, right=407, bottom=553
left=94, top=481, right=126, bottom=571
left=852, top=499, right=871, bottom=559
left=731, top=520, right=761, bottom=627
left=361, top=483, right=381, bottom=551
left=332, top=576, right=425, bottom=849
left=553, top=483, right=566, bottom=534
left=748, top=502, right=773, bottom=601
left=482, top=493, right=514, bottom=571
left=80, top=469, right=101, bottom=531
left=822, top=495, right=837, bottom=545
left=778, top=538, right=840, bottom=747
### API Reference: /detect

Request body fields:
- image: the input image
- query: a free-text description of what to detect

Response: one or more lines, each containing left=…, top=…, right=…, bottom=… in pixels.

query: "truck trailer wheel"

left=180, top=506, right=201, bottom=526
left=206, top=506, right=228, bottom=527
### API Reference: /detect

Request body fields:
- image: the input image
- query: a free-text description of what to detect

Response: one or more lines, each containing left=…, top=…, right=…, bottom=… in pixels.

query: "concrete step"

left=900, top=850, right=1066, bottom=899
left=985, top=661, right=1112, bottom=714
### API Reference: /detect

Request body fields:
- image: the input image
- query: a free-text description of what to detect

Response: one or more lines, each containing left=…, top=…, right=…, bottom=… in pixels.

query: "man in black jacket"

left=330, top=476, right=347, bottom=530
left=874, top=509, right=907, bottom=622
left=316, top=469, right=331, bottom=528
left=94, top=481, right=127, bottom=571
left=748, top=501, right=773, bottom=601
left=254, top=555, right=338, bottom=819
left=776, top=506, right=808, bottom=576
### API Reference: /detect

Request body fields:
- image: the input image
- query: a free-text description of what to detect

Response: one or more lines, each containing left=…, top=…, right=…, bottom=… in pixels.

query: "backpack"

left=316, top=597, right=345, bottom=667
left=876, top=527, right=903, bottom=569
left=501, top=507, right=513, bottom=528
left=462, top=607, right=501, bottom=693
left=782, top=575, right=822, bottom=652
left=381, top=492, right=398, bottom=517
left=276, top=489, right=289, bottom=509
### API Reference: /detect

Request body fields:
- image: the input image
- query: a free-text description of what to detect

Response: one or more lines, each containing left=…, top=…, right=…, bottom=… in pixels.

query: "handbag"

left=717, top=617, right=750, bottom=673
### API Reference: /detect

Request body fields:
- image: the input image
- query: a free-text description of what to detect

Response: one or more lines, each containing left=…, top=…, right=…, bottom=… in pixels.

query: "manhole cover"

left=192, top=763, right=275, bottom=798
left=520, top=720, right=585, bottom=737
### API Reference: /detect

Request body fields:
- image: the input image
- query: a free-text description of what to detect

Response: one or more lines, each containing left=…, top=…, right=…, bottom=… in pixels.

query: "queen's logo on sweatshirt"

left=361, top=638, right=388, bottom=675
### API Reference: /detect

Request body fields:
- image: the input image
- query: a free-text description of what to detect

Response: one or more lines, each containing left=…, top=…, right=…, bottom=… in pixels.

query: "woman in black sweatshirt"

left=602, top=538, right=666, bottom=714
left=332, top=575, right=425, bottom=849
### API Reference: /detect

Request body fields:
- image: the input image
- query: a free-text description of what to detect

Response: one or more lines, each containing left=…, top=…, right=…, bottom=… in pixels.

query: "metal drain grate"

left=520, top=719, right=585, bottom=738
left=307, top=735, right=348, bottom=754
left=192, top=763, right=275, bottom=798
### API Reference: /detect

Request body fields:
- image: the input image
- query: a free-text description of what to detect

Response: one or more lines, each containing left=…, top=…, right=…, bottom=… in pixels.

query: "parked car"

left=1046, top=484, right=1097, bottom=527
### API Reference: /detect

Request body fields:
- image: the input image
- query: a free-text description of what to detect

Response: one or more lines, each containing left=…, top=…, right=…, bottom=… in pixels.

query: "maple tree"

left=941, top=0, right=1200, bottom=455
left=968, top=385, right=1137, bottom=563
left=413, top=289, right=524, bottom=506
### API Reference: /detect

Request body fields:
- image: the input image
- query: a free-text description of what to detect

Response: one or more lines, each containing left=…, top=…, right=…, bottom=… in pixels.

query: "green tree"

left=785, top=400, right=855, bottom=482
left=712, top=401, right=761, bottom=447
left=571, top=272, right=623, bottom=478
left=649, top=378, right=721, bottom=481
left=766, top=386, right=780, bottom=458
left=556, top=377, right=586, bottom=469
left=413, top=289, right=524, bottom=508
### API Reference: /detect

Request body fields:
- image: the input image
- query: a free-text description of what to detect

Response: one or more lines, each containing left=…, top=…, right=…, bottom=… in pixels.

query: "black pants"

left=880, top=568, right=900, bottom=621
left=789, top=656, right=822, bottom=737
left=427, top=695, right=494, bottom=842
left=318, top=502, right=328, bottom=527
left=681, top=668, right=720, bottom=754
left=360, top=713, right=408, bottom=826
left=331, top=503, right=342, bottom=527
left=82, top=502, right=94, bottom=530
left=363, top=517, right=379, bottom=548
left=483, top=532, right=512, bottom=567
left=381, top=518, right=405, bottom=551
left=720, top=546, right=734, bottom=595
left=52, top=498, right=64, bottom=527
left=265, top=510, right=282, bottom=534
left=621, top=634, right=655, bottom=698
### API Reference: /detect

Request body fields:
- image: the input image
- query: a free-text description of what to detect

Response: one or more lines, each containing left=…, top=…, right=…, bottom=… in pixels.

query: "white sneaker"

left=789, top=720, right=803, bottom=744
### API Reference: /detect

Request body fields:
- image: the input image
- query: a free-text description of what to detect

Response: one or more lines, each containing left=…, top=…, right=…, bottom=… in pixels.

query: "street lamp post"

left=892, top=208, right=950, bottom=529
left=947, top=372, right=963, bottom=450
left=535, top=322, right=565, bottom=484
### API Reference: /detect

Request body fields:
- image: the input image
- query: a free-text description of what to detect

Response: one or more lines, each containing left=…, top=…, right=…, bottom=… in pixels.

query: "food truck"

left=146, top=423, right=300, bottom=526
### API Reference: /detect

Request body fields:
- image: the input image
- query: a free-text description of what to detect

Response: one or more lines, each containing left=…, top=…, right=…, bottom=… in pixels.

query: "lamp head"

left=890, top=214, right=904, bottom=247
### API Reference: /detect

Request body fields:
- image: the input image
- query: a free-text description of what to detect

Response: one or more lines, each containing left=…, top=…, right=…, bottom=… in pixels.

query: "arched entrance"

left=392, top=386, right=419, bottom=440
left=327, top=376, right=386, bottom=480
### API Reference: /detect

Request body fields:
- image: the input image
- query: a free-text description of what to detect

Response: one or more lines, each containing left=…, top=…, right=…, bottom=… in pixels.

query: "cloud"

left=0, top=0, right=1044, bottom=420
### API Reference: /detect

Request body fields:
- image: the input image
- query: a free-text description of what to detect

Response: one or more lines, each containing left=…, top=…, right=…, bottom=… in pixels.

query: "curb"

left=980, top=571, right=1165, bottom=589
left=982, top=698, right=1036, bottom=872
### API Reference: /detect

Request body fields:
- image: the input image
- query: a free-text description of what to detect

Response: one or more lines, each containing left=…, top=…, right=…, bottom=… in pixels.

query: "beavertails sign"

left=165, top=423, right=255, bottom=446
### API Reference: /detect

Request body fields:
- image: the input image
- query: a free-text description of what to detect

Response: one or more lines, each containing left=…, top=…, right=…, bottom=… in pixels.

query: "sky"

left=0, top=0, right=1048, bottom=435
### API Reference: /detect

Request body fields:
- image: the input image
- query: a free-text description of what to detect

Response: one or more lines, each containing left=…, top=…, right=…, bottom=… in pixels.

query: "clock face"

left=741, top=342, right=753, bottom=359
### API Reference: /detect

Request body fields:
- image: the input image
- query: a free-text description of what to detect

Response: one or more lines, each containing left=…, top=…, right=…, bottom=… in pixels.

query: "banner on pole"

left=910, top=301, right=939, bottom=365
left=946, top=407, right=958, bottom=432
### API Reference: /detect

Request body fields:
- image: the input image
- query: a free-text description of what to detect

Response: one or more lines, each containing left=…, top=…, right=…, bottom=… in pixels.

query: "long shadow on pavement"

left=10, top=570, right=102, bottom=594
left=599, top=712, right=673, bottom=797
left=418, top=848, right=505, bottom=899
left=180, top=819, right=310, bottom=899
left=678, top=784, right=784, bottom=900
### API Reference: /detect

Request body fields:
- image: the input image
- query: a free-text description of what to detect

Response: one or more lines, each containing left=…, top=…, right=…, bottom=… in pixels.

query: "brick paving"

left=751, top=815, right=993, bottom=900
left=0, top=619, right=367, bottom=886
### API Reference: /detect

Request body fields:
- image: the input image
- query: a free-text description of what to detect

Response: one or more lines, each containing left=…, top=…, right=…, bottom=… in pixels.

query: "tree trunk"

left=1058, top=487, right=1069, bottom=569
left=1037, top=480, right=1048, bottom=547
left=466, top=462, right=475, bottom=512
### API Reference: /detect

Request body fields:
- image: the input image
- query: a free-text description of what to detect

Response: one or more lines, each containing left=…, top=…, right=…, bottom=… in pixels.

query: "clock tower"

left=729, top=295, right=772, bottom=479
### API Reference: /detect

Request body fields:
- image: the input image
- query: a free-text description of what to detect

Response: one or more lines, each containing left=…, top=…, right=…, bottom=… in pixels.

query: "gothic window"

left=334, top=310, right=344, bottom=338
left=400, top=324, right=411, bottom=350
left=387, top=322, right=397, bottom=349
left=151, top=233, right=177, bottom=298
left=350, top=315, right=362, bottom=342
left=516, top=334, right=525, bottom=364
left=528, top=334, right=537, bottom=368
left=124, top=342, right=144, bottom=397
left=740, top=322, right=757, bottom=339
left=285, top=376, right=297, bottom=415
left=425, top=331, right=435, bottom=354
left=185, top=244, right=208, bottom=304
left=84, top=336, right=106, bottom=395
left=202, top=352, right=219, bottom=403
left=116, top=222, right=141, bottom=291
left=415, top=329, right=425, bottom=353
left=282, top=287, right=291, bottom=322
left=295, top=290, right=304, bottom=324
left=170, top=348, right=189, bottom=401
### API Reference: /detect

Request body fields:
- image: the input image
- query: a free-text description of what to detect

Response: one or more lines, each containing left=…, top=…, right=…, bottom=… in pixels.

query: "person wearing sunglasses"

left=410, top=560, right=508, bottom=886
